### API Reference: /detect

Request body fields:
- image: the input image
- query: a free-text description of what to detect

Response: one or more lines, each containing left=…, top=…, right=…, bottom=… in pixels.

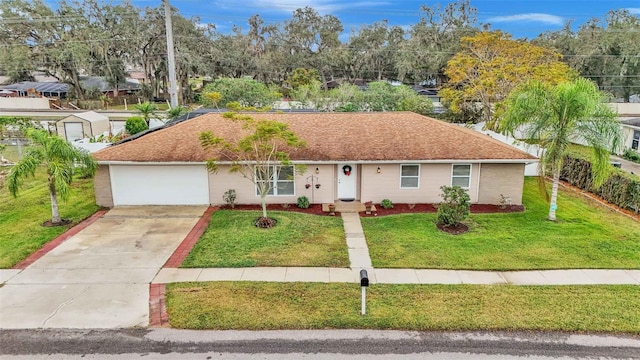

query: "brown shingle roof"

left=93, top=112, right=537, bottom=162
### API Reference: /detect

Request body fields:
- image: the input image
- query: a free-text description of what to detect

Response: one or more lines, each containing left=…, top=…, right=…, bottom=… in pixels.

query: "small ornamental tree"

left=199, top=113, right=306, bottom=227
left=436, top=185, right=471, bottom=227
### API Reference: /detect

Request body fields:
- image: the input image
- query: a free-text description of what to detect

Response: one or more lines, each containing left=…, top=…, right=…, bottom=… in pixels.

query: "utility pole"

left=163, top=0, right=178, bottom=108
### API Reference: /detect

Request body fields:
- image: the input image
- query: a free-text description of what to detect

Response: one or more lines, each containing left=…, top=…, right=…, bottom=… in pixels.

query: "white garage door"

left=110, top=165, right=209, bottom=205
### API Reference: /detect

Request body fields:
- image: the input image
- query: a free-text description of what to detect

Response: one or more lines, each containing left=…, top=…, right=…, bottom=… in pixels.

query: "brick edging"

left=163, top=206, right=218, bottom=268
left=149, top=283, right=169, bottom=327
left=12, top=209, right=109, bottom=269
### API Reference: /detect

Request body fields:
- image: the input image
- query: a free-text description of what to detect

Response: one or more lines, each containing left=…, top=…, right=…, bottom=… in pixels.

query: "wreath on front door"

left=342, top=165, right=352, bottom=176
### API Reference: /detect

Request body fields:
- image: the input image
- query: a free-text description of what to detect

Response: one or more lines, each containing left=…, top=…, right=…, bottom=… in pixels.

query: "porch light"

left=315, top=167, right=319, bottom=174
left=377, top=166, right=381, bottom=173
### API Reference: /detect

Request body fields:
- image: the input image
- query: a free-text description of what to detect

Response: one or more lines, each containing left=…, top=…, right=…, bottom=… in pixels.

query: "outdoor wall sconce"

left=315, top=167, right=319, bottom=174
left=377, top=166, right=381, bottom=173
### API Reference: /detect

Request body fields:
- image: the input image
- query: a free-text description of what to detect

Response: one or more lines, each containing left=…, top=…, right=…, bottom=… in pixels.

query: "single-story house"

left=56, top=111, right=111, bottom=142
left=80, top=76, right=141, bottom=98
left=620, top=118, right=640, bottom=152
left=92, top=112, right=538, bottom=207
left=0, top=81, right=71, bottom=99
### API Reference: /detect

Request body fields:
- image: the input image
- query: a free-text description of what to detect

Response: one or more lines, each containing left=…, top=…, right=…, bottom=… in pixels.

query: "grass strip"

left=362, top=177, right=640, bottom=270
left=167, top=282, right=640, bottom=333
left=181, top=210, right=349, bottom=268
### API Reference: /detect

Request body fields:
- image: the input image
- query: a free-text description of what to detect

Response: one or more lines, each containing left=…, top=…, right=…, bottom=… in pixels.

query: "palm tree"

left=134, top=101, right=159, bottom=124
left=166, top=105, right=188, bottom=121
left=501, top=78, right=622, bottom=221
left=7, top=129, right=97, bottom=225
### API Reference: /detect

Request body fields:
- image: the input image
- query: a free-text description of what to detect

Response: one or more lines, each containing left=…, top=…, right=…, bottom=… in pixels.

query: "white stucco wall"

left=208, top=164, right=336, bottom=205
left=360, top=163, right=481, bottom=204
left=0, top=97, right=50, bottom=110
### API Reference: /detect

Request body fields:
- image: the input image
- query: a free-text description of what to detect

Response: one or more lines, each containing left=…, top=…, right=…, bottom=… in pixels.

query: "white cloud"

left=626, top=8, right=640, bottom=15
left=487, top=13, right=564, bottom=26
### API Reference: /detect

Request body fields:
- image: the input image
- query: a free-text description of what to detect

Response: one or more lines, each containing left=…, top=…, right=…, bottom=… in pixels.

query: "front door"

left=337, top=163, right=357, bottom=200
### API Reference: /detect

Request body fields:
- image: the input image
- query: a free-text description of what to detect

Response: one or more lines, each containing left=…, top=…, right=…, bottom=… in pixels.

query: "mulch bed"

left=360, top=203, right=524, bottom=217
left=224, top=204, right=327, bottom=216
left=221, top=203, right=525, bottom=217
left=41, top=219, right=72, bottom=227
left=436, top=222, right=469, bottom=235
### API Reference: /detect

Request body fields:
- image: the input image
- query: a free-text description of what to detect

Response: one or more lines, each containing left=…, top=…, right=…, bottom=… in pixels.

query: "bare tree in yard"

left=199, top=113, right=306, bottom=228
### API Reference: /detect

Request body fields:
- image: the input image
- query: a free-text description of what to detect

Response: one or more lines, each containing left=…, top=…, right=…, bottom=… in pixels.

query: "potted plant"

left=364, top=201, right=373, bottom=215
left=328, top=203, right=336, bottom=216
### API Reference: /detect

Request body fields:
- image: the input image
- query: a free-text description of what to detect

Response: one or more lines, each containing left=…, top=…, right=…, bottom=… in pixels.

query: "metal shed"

left=56, top=111, right=110, bottom=142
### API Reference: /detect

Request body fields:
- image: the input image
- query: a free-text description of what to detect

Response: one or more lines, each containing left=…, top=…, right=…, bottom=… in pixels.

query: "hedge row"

left=560, top=155, right=640, bottom=214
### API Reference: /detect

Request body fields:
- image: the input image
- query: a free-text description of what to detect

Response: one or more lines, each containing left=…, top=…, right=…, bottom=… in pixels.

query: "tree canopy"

left=535, top=9, right=640, bottom=102
left=0, top=0, right=637, bottom=109
left=200, top=78, right=281, bottom=108
left=441, top=31, right=576, bottom=128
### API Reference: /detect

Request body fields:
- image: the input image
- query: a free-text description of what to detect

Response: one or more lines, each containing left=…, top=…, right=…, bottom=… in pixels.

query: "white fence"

left=467, top=122, right=542, bottom=176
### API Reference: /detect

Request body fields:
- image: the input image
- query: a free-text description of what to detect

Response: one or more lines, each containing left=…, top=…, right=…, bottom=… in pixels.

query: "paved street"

left=1, top=329, right=639, bottom=359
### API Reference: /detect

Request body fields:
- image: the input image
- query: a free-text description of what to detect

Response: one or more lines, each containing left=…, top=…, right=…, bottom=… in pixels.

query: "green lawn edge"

left=0, top=173, right=98, bottom=268
left=362, top=177, right=640, bottom=270
left=166, top=282, right=640, bottom=334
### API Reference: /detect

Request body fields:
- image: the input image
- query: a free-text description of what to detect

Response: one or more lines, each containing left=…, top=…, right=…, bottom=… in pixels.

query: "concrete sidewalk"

left=152, top=267, right=640, bottom=285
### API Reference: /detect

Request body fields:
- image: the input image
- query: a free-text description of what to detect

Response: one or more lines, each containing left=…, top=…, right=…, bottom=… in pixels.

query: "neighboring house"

left=80, top=76, right=141, bottom=98
left=56, top=111, right=111, bottom=142
left=0, top=82, right=71, bottom=98
left=621, top=118, right=640, bottom=152
left=92, top=112, right=537, bottom=207
left=0, top=77, right=141, bottom=100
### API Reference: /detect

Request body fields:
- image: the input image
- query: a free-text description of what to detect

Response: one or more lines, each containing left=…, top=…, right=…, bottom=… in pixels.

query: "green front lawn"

left=362, top=177, right=640, bottom=270
left=182, top=210, right=349, bottom=268
left=167, top=282, right=640, bottom=333
left=0, top=171, right=98, bottom=268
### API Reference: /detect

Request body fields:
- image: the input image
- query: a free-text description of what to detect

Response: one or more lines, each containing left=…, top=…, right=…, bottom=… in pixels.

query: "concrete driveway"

left=0, top=206, right=207, bottom=329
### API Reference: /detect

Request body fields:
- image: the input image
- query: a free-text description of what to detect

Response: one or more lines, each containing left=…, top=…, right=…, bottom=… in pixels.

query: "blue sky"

left=145, top=0, right=640, bottom=39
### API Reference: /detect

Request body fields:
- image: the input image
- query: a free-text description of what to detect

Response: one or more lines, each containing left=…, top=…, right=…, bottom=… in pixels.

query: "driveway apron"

left=0, top=206, right=207, bottom=329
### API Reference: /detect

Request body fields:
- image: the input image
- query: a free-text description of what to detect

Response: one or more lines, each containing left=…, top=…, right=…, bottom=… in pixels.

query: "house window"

left=400, top=164, right=420, bottom=188
left=633, top=130, right=639, bottom=150
left=256, top=165, right=295, bottom=196
left=452, top=164, right=471, bottom=188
